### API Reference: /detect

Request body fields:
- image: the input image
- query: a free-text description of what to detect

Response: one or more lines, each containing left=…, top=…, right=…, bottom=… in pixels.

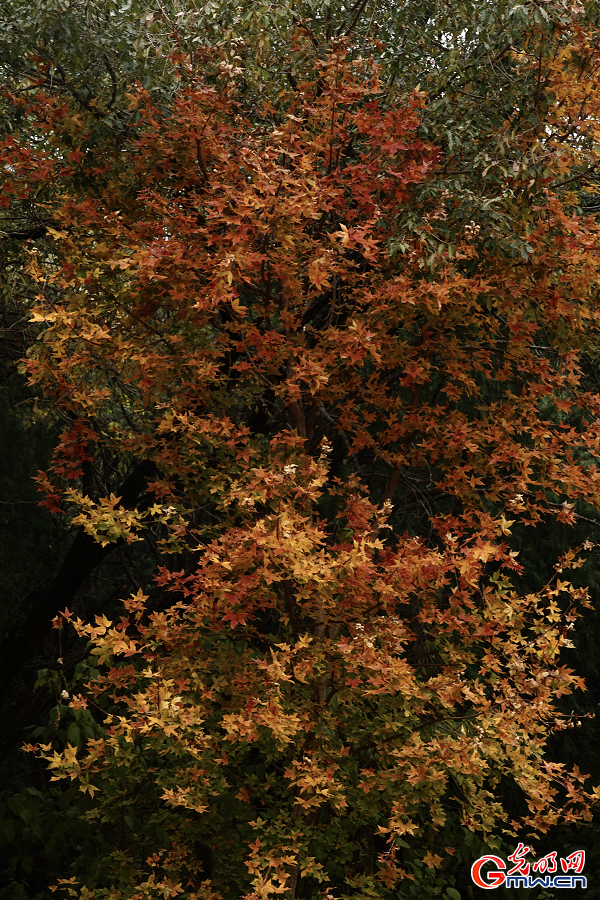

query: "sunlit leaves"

left=5, top=29, right=600, bottom=900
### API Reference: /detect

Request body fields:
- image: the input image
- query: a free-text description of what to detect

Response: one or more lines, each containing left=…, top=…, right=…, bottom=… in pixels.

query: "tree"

left=3, top=30, right=600, bottom=898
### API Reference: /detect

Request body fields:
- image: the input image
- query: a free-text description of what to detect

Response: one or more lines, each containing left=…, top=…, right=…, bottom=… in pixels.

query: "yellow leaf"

left=422, top=852, right=443, bottom=869
left=498, top=515, right=515, bottom=535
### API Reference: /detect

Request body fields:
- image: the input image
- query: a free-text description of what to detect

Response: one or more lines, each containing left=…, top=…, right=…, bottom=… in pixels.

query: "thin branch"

left=103, top=54, right=118, bottom=111
left=338, top=0, right=371, bottom=37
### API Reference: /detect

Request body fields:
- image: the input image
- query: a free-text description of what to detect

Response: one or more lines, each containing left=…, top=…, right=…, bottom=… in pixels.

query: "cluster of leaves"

left=3, top=27, right=600, bottom=898
left=5, top=0, right=600, bottom=897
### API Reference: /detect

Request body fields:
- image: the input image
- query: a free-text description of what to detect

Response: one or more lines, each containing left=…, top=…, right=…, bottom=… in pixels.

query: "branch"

left=103, top=54, right=118, bottom=112
left=337, top=0, right=371, bottom=36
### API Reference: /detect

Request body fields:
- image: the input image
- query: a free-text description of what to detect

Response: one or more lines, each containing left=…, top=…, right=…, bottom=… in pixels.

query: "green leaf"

left=67, top=723, right=81, bottom=747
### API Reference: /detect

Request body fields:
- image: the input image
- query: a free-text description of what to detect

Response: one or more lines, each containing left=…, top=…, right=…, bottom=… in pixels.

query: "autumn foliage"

left=4, top=33, right=600, bottom=899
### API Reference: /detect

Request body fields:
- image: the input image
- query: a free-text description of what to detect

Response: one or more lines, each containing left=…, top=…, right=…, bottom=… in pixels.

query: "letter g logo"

left=471, top=856, right=506, bottom=889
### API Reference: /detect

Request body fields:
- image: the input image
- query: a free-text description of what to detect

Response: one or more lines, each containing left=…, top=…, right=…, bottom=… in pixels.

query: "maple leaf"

left=223, top=609, right=248, bottom=628
left=422, top=852, right=443, bottom=869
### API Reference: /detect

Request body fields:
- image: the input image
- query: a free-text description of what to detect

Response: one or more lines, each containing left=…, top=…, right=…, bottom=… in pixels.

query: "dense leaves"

left=4, top=2, right=600, bottom=899
left=1, top=33, right=600, bottom=899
